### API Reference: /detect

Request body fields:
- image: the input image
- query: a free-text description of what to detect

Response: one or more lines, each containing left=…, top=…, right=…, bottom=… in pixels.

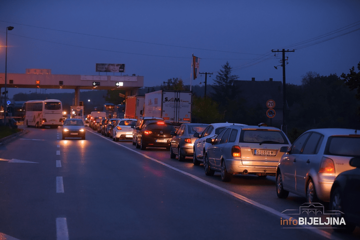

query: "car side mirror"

left=194, top=132, right=199, bottom=138
left=280, top=146, right=290, bottom=153
left=350, top=157, right=360, bottom=168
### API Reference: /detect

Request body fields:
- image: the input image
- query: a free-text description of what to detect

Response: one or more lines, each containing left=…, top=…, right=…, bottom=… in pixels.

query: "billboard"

left=96, top=63, right=125, bottom=72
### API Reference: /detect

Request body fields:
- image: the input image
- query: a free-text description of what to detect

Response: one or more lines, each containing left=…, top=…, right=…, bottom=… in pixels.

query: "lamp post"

left=4, top=26, right=14, bottom=125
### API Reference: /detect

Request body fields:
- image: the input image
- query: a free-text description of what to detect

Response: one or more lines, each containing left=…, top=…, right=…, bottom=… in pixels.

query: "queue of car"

left=83, top=114, right=360, bottom=233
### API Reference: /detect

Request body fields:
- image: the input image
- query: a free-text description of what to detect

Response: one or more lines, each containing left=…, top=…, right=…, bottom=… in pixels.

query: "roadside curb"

left=0, top=128, right=29, bottom=146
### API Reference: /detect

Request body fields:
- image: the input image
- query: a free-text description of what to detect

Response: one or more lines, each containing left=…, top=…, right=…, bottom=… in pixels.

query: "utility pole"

left=271, top=49, right=295, bottom=134
left=199, top=72, right=212, bottom=98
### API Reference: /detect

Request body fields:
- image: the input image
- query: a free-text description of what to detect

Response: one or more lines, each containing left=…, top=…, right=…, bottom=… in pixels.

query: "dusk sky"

left=1, top=0, right=360, bottom=98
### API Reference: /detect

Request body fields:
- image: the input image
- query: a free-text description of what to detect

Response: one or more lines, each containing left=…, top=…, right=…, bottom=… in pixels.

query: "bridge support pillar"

left=74, top=87, right=80, bottom=106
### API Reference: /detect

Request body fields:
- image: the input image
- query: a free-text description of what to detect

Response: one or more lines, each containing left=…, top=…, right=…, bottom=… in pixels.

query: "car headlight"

left=63, top=128, right=69, bottom=132
left=79, top=129, right=85, bottom=132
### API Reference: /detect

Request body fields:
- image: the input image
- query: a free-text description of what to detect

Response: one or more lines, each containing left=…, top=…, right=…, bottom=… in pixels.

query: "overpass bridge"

left=0, top=69, right=144, bottom=106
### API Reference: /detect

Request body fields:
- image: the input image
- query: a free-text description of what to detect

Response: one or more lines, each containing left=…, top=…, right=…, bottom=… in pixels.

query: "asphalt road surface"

left=0, top=126, right=359, bottom=240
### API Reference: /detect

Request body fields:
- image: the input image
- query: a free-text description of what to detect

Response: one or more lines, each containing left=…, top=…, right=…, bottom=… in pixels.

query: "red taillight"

left=184, top=138, right=191, bottom=143
left=232, top=145, right=241, bottom=158
left=319, top=157, right=335, bottom=173
left=144, top=130, right=152, bottom=135
left=157, top=121, right=165, bottom=125
left=117, top=126, right=122, bottom=130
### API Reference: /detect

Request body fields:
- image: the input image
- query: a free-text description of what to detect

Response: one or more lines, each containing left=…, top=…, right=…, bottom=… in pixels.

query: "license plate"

left=70, top=133, right=78, bottom=135
left=126, top=135, right=132, bottom=138
left=156, top=139, right=168, bottom=143
left=254, top=149, right=277, bottom=156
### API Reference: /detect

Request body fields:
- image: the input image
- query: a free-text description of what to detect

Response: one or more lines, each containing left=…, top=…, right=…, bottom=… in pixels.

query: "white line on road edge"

left=56, top=217, right=69, bottom=240
left=56, top=150, right=60, bottom=155
left=57, top=145, right=60, bottom=148
left=56, top=176, right=64, bottom=193
left=88, top=131, right=339, bottom=240
left=56, top=160, right=62, bottom=168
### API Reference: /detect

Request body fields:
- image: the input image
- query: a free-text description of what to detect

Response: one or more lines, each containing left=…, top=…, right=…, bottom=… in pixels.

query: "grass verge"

left=0, top=126, right=21, bottom=139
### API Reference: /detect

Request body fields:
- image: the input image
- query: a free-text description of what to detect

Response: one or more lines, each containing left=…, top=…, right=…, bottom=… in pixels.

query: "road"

left=0, top=126, right=359, bottom=240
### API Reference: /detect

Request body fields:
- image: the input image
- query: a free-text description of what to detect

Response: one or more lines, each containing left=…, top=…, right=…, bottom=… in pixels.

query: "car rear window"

left=240, top=130, right=288, bottom=144
left=119, top=120, right=135, bottom=126
left=188, top=125, right=207, bottom=134
left=147, top=123, right=175, bottom=132
left=326, top=136, right=360, bottom=157
left=45, top=102, right=61, bottom=110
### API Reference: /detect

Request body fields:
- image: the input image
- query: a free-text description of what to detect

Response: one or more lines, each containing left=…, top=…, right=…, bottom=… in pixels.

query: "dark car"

left=136, top=120, right=175, bottom=150
left=329, top=157, right=360, bottom=233
left=62, top=119, right=86, bottom=140
left=105, top=118, right=122, bottom=137
left=170, top=123, right=208, bottom=161
left=132, top=117, right=163, bottom=145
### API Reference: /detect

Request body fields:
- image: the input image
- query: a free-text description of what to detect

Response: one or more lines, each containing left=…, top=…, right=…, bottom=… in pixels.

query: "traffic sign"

left=266, top=99, right=276, bottom=109
left=115, top=82, right=123, bottom=87
left=7, top=100, right=11, bottom=105
left=266, top=109, right=276, bottom=118
left=92, top=82, right=100, bottom=86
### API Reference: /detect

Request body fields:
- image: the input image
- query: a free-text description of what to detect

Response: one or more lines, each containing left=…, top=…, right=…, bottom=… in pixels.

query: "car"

left=205, top=125, right=290, bottom=182
left=329, top=157, right=360, bottom=233
left=112, top=118, right=137, bottom=141
left=62, top=119, right=86, bottom=140
left=104, top=118, right=122, bottom=137
left=170, top=123, right=208, bottom=161
left=276, top=128, right=360, bottom=203
left=97, top=118, right=107, bottom=133
left=132, top=117, right=163, bottom=145
left=193, top=123, right=247, bottom=166
left=135, top=120, right=176, bottom=150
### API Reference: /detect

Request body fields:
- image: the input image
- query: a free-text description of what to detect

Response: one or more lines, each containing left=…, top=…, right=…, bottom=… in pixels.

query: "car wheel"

left=276, top=172, right=289, bottom=199
left=132, top=137, right=136, bottom=146
left=193, top=149, right=200, bottom=166
left=178, top=147, right=185, bottom=161
left=140, top=139, right=146, bottom=150
left=220, top=160, right=232, bottom=182
left=113, top=137, right=116, bottom=141
left=82, top=136, right=85, bottom=140
left=306, top=178, right=319, bottom=203
left=115, top=138, right=119, bottom=142
left=204, top=155, right=214, bottom=176
left=26, top=120, right=29, bottom=128
left=170, top=147, right=176, bottom=159
left=330, top=186, right=356, bottom=233
left=35, top=122, right=39, bottom=128
left=62, top=135, right=65, bottom=140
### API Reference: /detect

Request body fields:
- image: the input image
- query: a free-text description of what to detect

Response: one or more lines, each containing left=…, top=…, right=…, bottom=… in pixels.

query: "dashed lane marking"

left=56, top=176, right=64, bottom=193
left=88, top=130, right=338, bottom=240
left=56, top=150, right=60, bottom=155
left=56, top=160, right=62, bottom=168
left=56, top=217, right=69, bottom=240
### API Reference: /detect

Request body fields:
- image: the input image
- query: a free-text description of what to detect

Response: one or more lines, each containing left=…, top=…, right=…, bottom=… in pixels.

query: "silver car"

left=205, top=125, right=290, bottom=182
left=276, top=128, right=360, bottom=202
left=112, top=118, right=137, bottom=141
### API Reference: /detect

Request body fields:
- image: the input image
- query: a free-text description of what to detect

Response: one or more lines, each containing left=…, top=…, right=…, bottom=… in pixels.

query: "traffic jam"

left=83, top=90, right=360, bottom=234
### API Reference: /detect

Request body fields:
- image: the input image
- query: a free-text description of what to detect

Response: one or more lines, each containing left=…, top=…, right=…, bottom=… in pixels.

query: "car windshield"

left=45, top=102, right=61, bottom=110
left=326, top=136, right=360, bottom=157
left=240, top=130, right=287, bottom=144
left=64, top=120, right=84, bottom=126
left=188, top=125, right=207, bottom=134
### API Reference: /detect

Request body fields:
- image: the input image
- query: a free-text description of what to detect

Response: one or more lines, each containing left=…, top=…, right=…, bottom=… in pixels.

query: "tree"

left=161, top=78, right=187, bottom=91
left=341, top=62, right=360, bottom=101
left=104, top=90, right=126, bottom=105
left=192, top=96, right=224, bottom=123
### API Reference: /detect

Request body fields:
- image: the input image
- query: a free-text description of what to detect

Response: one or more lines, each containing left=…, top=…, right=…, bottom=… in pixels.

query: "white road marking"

left=57, top=145, right=60, bottom=148
left=19, top=138, right=45, bottom=141
left=88, top=130, right=338, bottom=240
left=0, top=232, right=20, bottom=240
left=56, top=150, right=60, bottom=155
left=0, top=158, right=38, bottom=164
left=56, top=217, right=69, bottom=240
left=56, top=160, right=62, bottom=168
left=56, top=176, right=64, bottom=193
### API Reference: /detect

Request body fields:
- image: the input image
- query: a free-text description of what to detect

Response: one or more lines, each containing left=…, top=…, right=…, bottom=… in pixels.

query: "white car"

left=193, top=122, right=247, bottom=165
left=112, top=118, right=137, bottom=141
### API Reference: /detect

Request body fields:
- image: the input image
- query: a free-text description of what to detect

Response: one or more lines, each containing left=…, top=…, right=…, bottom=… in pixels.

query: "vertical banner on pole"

left=191, top=54, right=200, bottom=91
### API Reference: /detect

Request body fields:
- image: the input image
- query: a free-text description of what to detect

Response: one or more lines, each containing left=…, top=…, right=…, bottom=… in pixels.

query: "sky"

left=0, top=0, right=360, bottom=98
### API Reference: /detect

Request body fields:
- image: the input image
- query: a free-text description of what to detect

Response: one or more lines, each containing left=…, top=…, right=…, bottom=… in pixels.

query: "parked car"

left=99, top=118, right=108, bottom=133
left=135, top=120, right=176, bottom=150
left=132, top=117, right=163, bottom=145
left=205, top=125, right=290, bottom=182
left=103, top=118, right=121, bottom=136
left=193, top=123, right=247, bottom=166
left=112, top=118, right=137, bottom=141
left=62, top=118, right=86, bottom=140
left=329, top=157, right=360, bottom=233
left=276, top=128, right=360, bottom=203
left=170, top=123, right=208, bottom=161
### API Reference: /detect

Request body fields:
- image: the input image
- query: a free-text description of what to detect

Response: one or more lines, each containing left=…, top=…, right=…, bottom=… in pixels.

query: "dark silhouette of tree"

left=341, top=62, right=360, bottom=101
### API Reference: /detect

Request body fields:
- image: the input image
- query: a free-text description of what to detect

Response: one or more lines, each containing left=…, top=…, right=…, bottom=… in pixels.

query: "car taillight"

left=117, top=126, right=122, bottom=130
left=42, top=118, right=46, bottom=123
left=157, top=121, right=165, bottom=125
left=319, top=157, right=335, bottom=173
left=184, top=138, right=191, bottom=143
left=144, top=130, right=152, bottom=135
left=232, top=145, right=241, bottom=158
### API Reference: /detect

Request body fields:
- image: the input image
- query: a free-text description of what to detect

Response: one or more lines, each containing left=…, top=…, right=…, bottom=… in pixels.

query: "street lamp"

left=4, top=26, right=14, bottom=125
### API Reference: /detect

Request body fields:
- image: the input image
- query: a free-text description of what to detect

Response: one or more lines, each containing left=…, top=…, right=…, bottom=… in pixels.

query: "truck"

left=124, top=95, right=145, bottom=120
left=144, top=90, right=192, bottom=123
